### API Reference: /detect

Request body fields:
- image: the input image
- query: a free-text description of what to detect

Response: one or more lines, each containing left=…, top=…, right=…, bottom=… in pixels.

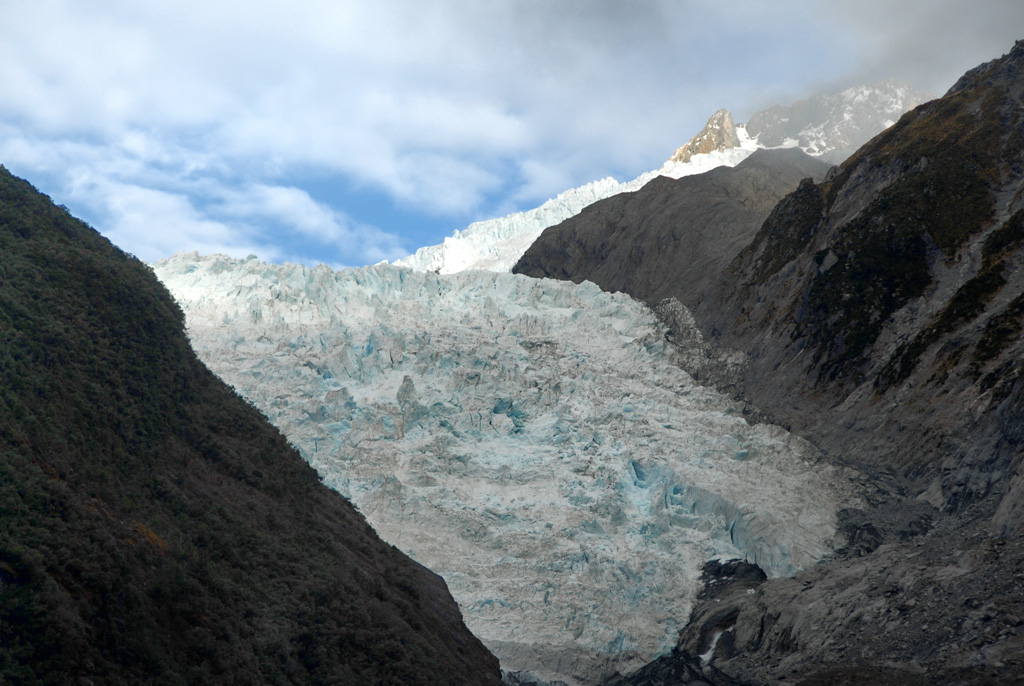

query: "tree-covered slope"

left=0, top=166, right=500, bottom=685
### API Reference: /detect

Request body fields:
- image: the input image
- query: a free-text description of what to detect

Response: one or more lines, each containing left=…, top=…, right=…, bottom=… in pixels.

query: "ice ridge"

left=392, top=128, right=760, bottom=275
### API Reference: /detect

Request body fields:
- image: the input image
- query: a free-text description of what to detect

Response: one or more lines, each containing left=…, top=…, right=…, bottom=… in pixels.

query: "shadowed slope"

left=513, top=148, right=830, bottom=314
left=606, top=41, right=1024, bottom=685
left=0, top=166, right=500, bottom=686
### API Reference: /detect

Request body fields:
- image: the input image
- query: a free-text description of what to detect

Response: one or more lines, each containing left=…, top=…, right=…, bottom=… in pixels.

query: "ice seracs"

left=154, top=252, right=854, bottom=685
left=392, top=126, right=760, bottom=276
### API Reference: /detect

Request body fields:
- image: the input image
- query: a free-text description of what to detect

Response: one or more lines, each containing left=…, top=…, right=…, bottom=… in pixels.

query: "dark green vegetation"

left=878, top=246, right=1009, bottom=388
left=0, top=167, right=500, bottom=685
left=746, top=178, right=825, bottom=284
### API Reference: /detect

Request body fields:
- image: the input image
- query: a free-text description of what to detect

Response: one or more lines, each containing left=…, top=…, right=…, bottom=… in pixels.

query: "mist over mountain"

left=0, top=167, right=500, bottom=685
left=745, top=78, right=934, bottom=162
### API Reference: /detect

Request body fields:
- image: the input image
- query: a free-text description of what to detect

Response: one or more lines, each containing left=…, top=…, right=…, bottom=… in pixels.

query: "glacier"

left=154, top=252, right=854, bottom=684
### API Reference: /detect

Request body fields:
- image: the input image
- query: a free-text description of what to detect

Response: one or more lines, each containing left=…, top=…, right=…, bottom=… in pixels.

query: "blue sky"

left=1, top=1, right=1021, bottom=269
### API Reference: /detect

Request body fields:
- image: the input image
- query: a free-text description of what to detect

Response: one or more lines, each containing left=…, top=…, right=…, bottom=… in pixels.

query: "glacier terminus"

left=155, top=254, right=855, bottom=684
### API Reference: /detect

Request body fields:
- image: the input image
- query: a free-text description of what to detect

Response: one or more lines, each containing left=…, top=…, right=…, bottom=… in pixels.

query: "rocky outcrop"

left=669, top=110, right=743, bottom=164
left=514, top=148, right=830, bottom=315
left=675, top=511, right=1024, bottom=685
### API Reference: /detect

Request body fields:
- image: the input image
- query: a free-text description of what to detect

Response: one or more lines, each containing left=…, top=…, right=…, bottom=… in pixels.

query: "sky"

left=0, top=1, right=1021, bottom=269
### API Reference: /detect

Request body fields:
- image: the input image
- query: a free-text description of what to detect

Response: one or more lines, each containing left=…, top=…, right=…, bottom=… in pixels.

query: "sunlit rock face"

left=154, top=253, right=852, bottom=685
left=668, top=109, right=742, bottom=163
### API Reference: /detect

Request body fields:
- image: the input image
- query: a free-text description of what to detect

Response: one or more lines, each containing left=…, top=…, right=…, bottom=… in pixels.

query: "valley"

left=3, top=32, right=1023, bottom=686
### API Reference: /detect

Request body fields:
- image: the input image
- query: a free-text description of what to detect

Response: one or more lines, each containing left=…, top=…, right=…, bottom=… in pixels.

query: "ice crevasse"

left=154, top=252, right=854, bottom=684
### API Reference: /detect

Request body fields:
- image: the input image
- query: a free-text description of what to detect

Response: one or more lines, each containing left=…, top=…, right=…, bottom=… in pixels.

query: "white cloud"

left=215, top=183, right=407, bottom=262
left=0, top=0, right=1021, bottom=265
left=84, top=181, right=258, bottom=263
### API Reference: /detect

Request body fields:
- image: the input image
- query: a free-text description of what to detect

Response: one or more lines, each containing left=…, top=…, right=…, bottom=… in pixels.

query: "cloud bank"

left=0, top=0, right=1020, bottom=266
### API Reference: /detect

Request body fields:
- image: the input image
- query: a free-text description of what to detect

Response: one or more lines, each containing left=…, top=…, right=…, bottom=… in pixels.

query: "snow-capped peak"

left=745, top=77, right=933, bottom=159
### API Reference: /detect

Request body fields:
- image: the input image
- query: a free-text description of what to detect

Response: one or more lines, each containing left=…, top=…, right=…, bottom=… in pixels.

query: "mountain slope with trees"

left=0, top=166, right=500, bottom=685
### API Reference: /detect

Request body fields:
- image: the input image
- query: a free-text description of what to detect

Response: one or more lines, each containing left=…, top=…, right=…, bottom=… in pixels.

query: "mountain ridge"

left=513, top=148, right=831, bottom=317
left=393, top=79, right=930, bottom=276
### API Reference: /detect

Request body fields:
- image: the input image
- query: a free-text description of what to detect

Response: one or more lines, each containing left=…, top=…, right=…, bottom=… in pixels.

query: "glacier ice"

left=154, top=252, right=852, bottom=684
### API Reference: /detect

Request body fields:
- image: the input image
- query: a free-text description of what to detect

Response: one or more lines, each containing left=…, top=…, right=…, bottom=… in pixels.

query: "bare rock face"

left=655, top=40, right=1024, bottom=684
left=675, top=510, right=1024, bottom=686
left=514, top=148, right=831, bottom=316
left=669, top=109, right=743, bottom=164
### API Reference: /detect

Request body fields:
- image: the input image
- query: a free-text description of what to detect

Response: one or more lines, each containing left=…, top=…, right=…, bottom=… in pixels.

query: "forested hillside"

left=0, top=166, right=500, bottom=685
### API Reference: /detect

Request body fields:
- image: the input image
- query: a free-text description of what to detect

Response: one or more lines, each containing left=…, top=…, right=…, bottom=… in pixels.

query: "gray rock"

left=514, top=148, right=831, bottom=316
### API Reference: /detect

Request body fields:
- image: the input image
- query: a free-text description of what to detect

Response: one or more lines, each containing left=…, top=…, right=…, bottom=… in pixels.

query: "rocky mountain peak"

left=947, top=37, right=1024, bottom=96
left=668, top=108, right=742, bottom=163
